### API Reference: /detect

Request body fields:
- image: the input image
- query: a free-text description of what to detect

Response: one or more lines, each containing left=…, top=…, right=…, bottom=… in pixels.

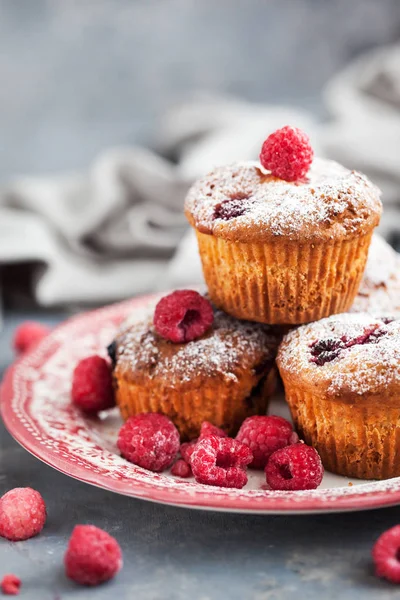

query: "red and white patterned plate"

left=2, top=294, right=400, bottom=514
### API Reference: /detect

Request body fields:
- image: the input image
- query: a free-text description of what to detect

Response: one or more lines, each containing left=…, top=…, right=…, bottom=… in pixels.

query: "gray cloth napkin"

left=1, top=44, right=399, bottom=307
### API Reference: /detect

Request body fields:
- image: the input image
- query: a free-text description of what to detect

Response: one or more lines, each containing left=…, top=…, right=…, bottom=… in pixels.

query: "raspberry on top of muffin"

left=185, top=158, right=381, bottom=244
left=111, top=291, right=280, bottom=438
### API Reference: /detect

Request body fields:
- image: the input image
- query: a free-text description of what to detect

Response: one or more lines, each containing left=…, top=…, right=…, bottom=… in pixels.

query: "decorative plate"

left=2, top=294, right=400, bottom=514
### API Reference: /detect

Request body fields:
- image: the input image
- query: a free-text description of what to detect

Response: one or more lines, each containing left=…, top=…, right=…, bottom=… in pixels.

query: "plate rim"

left=2, top=297, right=400, bottom=515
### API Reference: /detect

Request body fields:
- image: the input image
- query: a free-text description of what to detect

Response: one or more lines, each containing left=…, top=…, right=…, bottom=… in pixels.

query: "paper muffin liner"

left=195, top=230, right=374, bottom=325
left=115, top=368, right=276, bottom=440
left=283, top=383, right=400, bottom=480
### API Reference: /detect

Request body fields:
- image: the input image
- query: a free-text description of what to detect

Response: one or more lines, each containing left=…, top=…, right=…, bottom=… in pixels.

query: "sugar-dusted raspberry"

left=118, top=413, right=180, bottom=472
left=265, top=443, right=324, bottom=491
left=191, top=435, right=253, bottom=489
left=259, top=125, right=313, bottom=182
left=13, top=321, right=51, bottom=355
left=154, top=290, right=214, bottom=343
left=180, top=439, right=198, bottom=464
left=373, top=525, right=400, bottom=584
left=236, top=415, right=298, bottom=469
left=199, top=421, right=227, bottom=440
left=72, top=356, right=115, bottom=414
left=1, top=575, right=21, bottom=596
left=171, top=459, right=192, bottom=478
left=0, top=488, right=46, bottom=541
left=65, top=525, right=122, bottom=586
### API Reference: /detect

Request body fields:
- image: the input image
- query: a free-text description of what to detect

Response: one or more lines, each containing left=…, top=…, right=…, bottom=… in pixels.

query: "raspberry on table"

left=153, top=290, right=214, bottom=343
left=13, top=321, right=51, bottom=355
left=259, top=125, right=313, bottom=182
left=265, top=443, right=324, bottom=491
left=118, top=413, right=180, bottom=472
left=236, top=415, right=298, bottom=469
left=0, top=488, right=46, bottom=541
left=373, top=525, right=400, bottom=584
left=199, top=421, right=227, bottom=440
left=65, top=525, right=122, bottom=586
left=71, top=355, right=115, bottom=414
left=1, top=575, right=21, bottom=596
left=191, top=435, right=253, bottom=489
left=180, top=439, right=198, bottom=464
left=171, top=459, right=192, bottom=478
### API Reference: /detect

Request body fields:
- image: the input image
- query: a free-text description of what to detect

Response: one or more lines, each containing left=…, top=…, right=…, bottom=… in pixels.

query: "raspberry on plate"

left=153, top=290, right=214, bottom=343
left=236, top=415, right=298, bottom=469
left=199, top=421, right=227, bottom=440
left=71, top=355, right=115, bottom=414
left=265, top=443, right=324, bottom=491
left=259, top=125, right=313, bottom=182
left=191, top=435, right=253, bottom=489
left=180, top=439, right=198, bottom=464
left=118, top=413, right=180, bottom=472
left=65, top=525, right=122, bottom=586
left=373, top=525, right=400, bottom=584
left=1, top=575, right=21, bottom=596
left=13, top=321, right=51, bottom=355
left=0, top=488, right=46, bottom=541
left=171, top=459, right=192, bottom=478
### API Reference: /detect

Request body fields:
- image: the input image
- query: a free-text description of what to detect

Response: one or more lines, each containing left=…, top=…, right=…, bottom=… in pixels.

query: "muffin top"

left=114, top=305, right=280, bottom=389
left=185, top=158, right=382, bottom=243
left=351, top=234, right=400, bottom=315
left=277, top=313, right=400, bottom=400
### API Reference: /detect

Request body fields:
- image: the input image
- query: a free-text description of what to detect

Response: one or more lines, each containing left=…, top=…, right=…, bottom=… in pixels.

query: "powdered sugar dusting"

left=5, top=295, right=400, bottom=512
left=351, top=234, right=400, bottom=315
left=185, top=159, right=382, bottom=242
left=278, top=313, right=400, bottom=396
left=116, top=305, right=279, bottom=385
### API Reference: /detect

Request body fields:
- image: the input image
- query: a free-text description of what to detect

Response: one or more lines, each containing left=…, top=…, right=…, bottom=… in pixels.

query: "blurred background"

left=0, top=0, right=400, bottom=314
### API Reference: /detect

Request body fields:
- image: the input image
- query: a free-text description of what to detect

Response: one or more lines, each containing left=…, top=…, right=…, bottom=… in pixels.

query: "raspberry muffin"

left=110, top=292, right=280, bottom=439
left=277, top=313, right=400, bottom=479
left=351, top=234, right=400, bottom=316
left=185, top=128, right=382, bottom=325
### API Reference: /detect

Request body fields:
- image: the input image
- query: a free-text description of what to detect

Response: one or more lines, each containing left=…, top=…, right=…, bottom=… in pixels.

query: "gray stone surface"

left=1, top=312, right=400, bottom=599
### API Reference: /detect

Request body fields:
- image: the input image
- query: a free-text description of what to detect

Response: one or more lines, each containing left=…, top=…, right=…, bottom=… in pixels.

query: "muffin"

left=277, top=313, right=400, bottom=479
left=351, top=233, right=400, bottom=316
left=185, top=159, right=382, bottom=325
left=110, top=301, right=280, bottom=440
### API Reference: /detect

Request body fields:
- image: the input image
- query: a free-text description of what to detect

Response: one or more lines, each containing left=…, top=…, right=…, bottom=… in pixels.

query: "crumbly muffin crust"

left=185, top=158, right=382, bottom=243
left=351, top=234, right=400, bottom=315
left=277, top=313, right=400, bottom=400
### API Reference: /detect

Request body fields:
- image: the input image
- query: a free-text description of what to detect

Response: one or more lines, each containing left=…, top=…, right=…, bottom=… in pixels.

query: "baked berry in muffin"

left=185, top=129, right=382, bottom=325
left=351, top=234, right=400, bottom=316
left=110, top=291, right=280, bottom=439
left=277, top=313, right=400, bottom=479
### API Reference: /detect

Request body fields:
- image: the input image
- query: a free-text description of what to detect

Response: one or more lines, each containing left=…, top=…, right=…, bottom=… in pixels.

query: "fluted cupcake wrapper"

left=196, top=231, right=373, bottom=325
left=283, top=384, right=400, bottom=480
left=115, top=369, right=276, bottom=440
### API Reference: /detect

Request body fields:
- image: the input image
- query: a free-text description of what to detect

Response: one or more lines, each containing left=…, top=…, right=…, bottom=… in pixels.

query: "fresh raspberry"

left=118, top=413, right=180, bottom=472
left=259, top=125, right=313, bottom=182
left=13, top=321, right=51, bottom=355
left=0, top=488, right=46, bottom=541
left=236, top=415, right=298, bottom=469
left=180, top=439, right=198, bottom=464
left=265, top=443, right=324, bottom=491
left=1, top=575, right=21, bottom=596
left=199, top=421, right=227, bottom=440
left=71, top=356, right=115, bottom=414
left=191, top=436, right=253, bottom=489
left=373, top=525, right=400, bottom=584
left=65, top=525, right=122, bottom=586
left=154, top=290, right=214, bottom=343
left=171, top=459, right=192, bottom=478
